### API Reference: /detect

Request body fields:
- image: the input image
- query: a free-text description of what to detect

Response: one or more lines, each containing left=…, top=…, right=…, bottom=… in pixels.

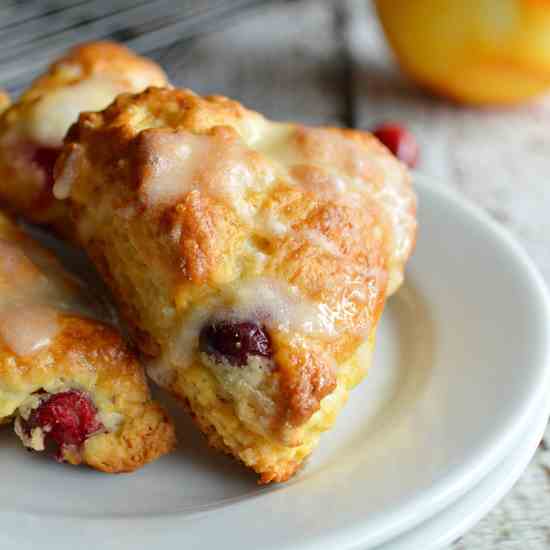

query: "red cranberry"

left=25, top=390, right=103, bottom=453
left=199, top=320, right=272, bottom=366
left=371, top=122, right=419, bottom=168
left=30, top=146, right=60, bottom=190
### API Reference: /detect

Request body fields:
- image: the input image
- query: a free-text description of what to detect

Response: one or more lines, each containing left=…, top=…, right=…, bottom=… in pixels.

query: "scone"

left=0, top=42, right=168, bottom=232
left=55, top=87, right=417, bottom=482
left=0, top=91, right=10, bottom=115
left=0, top=212, right=176, bottom=471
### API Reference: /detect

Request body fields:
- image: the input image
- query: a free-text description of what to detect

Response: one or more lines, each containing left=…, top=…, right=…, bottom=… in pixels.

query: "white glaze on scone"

left=0, top=232, right=110, bottom=357
left=26, top=78, right=129, bottom=147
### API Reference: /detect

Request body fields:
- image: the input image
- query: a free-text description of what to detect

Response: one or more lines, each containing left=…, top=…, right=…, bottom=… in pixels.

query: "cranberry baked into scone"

left=0, top=212, right=175, bottom=471
left=0, top=42, right=168, bottom=231
left=54, top=87, right=416, bottom=482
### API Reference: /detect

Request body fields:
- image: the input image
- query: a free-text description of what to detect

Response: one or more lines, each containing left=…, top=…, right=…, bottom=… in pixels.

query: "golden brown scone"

left=55, top=87, right=416, bottom=482
left=0, top=91, right=10, bottom=115
left=0, top=42, right=168, bottom=232
left=0, top=212, right=175, bottom=472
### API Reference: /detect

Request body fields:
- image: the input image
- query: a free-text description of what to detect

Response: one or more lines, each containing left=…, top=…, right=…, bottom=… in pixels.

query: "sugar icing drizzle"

left=0, top=234, right=109, bottom=356
left=26, top=77, right=128, bottom=147
left=137, top=129, right=272, bottom=224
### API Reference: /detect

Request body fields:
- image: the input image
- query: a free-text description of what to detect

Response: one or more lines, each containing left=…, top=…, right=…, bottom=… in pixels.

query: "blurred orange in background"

left=375, top=0, right=550, bottom=106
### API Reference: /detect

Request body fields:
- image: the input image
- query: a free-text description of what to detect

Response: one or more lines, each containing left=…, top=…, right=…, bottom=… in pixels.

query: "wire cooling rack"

left=0, top=0, right=272, bottom=95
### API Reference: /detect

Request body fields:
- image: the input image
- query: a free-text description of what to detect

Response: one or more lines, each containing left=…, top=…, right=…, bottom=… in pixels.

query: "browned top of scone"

left=0, top=42, right=169, bottom=229
left=0, top=90, right=10, bottom=115
left=0, top=41, right=168, bottom=147
left=20, top=41, right=168, bottom=105
left=0, top=315, right=143, bottom=397
left=2, top=41, right=168, bottom=135
left=57, top=87, right=416, bottom=429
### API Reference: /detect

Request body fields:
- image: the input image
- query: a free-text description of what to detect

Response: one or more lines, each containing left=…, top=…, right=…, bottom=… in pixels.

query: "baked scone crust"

left=0, top=91, right=9, bottom=115
left=56, top=87, right=416, bottom=481
left=0, top=42, right=168, bottom=231
left=0, top=212, right=176, bottom=472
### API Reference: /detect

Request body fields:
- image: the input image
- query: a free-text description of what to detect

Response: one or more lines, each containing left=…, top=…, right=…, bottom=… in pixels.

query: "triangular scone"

left=0, top=212, right=176, bottom=471
left=55, top=87, right=417, bottom=482
left=0, top=42, right=168, bottom=232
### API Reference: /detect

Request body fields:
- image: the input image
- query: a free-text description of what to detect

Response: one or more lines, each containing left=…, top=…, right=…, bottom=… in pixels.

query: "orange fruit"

left=375, top=0, right=550, bottom=105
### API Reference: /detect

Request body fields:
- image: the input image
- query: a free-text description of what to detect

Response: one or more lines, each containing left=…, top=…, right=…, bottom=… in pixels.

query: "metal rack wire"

left=0, top=0, right=272, bottom=95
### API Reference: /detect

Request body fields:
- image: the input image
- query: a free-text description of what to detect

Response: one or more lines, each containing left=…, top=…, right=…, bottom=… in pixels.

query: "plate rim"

left=374, top=390, right=550, bottom=550
left=342, top=176, right=550, bottom=548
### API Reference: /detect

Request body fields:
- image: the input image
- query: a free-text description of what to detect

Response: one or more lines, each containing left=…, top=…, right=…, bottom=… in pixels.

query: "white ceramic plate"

left=1, top=177, right=550, bottom=550
left=376, top=391, right=550, bottom=550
